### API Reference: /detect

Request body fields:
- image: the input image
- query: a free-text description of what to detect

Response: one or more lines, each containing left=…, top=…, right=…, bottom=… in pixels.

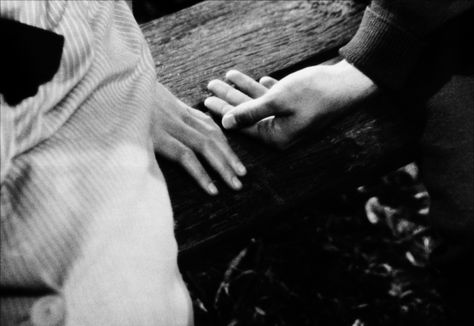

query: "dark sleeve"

left=339, top=0, right=474, bottom=91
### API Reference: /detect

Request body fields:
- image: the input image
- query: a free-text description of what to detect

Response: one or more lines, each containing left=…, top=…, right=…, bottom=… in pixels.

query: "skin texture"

left=152, top=83, right=246, bottom=195
left=205, top=60, right=378, bottom=149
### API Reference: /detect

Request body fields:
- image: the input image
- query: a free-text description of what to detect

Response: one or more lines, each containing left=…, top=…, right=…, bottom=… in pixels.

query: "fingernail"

left=208, top=183, right=218, bottom=195
left=222, top=114, right=236, bottom=129
left=234, top=162, right=247, bottom=176
left=232, top=177, right=242, bottom=190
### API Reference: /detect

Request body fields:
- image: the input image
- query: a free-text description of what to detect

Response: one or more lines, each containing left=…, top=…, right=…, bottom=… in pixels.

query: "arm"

left=340, top=0, right=474, bottom=91
left=205, top=0, right=473, bottom=148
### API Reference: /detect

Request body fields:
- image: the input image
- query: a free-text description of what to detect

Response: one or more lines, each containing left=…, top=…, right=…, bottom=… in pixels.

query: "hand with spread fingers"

left=205, top=59, right=378, bottom=149
left=152, top=83, right=246, bottom=195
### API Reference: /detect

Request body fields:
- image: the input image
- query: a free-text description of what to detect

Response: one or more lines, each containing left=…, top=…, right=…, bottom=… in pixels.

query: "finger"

left=198, top=137, right=244, bottom=190
left=204, top=96, right=235, bottom=117
left=180, top=149, right=220, bottom=195
left=170, top=122, right=243, bottom=190
left=195, top=138, right=242, bottom=190
left=156, top=134, right=218, bottom=195
left=207, top=79, right=251, bottom=106
left=222, top=96, right=276, bottom=129
left=184, top=111, right=247, bottom=176
left=213, top=136, right=247, bottom=177
left=200, top=107, right=293, bottom=150
left=187, top=106, right=214, bottom=120
left=259, top=76, right=278, bottom=89
left=204, top=96, right=264, bottom=139
left=185, top=107, right=227, bottom=142
left=225, top=70, right=268, bottom=98
left=206, top=96, right=294, bottom=150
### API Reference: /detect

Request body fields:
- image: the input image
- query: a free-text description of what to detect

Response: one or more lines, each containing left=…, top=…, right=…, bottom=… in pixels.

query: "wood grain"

left=141, top=0, right=365, bottom=106
left=140, top=1, right=418, bottom=255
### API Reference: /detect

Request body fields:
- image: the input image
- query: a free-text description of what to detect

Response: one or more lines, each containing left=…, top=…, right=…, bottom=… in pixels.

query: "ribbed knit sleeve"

left=340, top=0, right=474, bottom=91
left=339, top=4, right=421, bottom=91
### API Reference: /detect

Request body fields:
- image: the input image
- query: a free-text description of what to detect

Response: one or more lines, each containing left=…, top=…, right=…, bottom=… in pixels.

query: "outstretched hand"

left=152, top=83, right=246, bottom=195
left=205, top=60, right=377, bottom=149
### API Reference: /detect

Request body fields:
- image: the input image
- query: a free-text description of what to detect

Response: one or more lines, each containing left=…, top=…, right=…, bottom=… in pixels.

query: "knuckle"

left=202, top=137, right=218, bottom=152
left=178, top=147, right=194, bottom=163
left=202, top=114, right=215, bottom=125
left=181, top=113, right=193, bottom=126
left=213, top=130, right=226, bottom=141
left=201, top=124, right=219, bottom=136
left=209, top=123, right=222, bottom=134
left=224, top=87, right=232, bottom=99
left=242, top=110, right=253, bottom=122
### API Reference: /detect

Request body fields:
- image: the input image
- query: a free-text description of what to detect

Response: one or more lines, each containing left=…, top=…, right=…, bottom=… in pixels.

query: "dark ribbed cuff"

left=339, top=5, right=422, bottom=91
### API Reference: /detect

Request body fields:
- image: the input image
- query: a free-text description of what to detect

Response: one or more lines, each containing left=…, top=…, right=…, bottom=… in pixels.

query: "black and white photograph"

left=1, top=0, right=473, bottom=325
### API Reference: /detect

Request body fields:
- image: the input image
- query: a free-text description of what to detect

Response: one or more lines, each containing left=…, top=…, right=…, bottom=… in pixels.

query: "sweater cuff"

left=339, top=5, right=422, bottom=91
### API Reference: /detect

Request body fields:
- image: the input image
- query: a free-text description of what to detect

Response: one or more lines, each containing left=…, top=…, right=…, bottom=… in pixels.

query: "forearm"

left=340, top=0, right=474, bottom=91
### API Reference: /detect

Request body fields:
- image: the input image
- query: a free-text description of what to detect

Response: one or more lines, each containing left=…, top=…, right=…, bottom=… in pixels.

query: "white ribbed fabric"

left=0, top=1, right=193, bottom=325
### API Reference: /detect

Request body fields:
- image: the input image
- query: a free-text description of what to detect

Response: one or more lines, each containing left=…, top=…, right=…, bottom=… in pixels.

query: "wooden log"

left=142, top=0, right=366, bottom=105
left=140, top=0, right=418, bottom=254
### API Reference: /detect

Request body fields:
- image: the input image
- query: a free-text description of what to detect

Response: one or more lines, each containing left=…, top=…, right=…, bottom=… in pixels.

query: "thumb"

left=222, top=96, right=276, bottom=129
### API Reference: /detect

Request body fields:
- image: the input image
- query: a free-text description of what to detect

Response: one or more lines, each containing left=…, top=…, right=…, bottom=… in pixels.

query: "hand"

left=204, top=60, right=377, bottom=149
left=151, top=83, right=246, bottom=195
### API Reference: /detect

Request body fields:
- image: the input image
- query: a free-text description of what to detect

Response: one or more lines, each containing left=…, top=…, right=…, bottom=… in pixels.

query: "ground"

left=182, top=165, right=447, bottom=326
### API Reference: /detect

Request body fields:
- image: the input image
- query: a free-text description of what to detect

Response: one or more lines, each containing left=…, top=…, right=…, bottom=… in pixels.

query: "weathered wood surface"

left=140, top=0, right=418, bottom=254
left=142, top=0, right=365, bottom=105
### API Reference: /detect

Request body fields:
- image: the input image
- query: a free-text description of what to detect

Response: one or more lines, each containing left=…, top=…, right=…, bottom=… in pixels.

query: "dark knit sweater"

left=340, top=0, right=474, bottom=91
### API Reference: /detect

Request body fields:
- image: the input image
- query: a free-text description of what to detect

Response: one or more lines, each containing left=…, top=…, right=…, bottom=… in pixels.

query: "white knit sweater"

left=0, top=1, right=192, bottom=325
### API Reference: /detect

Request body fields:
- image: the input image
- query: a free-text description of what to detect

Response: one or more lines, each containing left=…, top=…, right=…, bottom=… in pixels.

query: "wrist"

left=333, top=59, right=379, bottom=100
